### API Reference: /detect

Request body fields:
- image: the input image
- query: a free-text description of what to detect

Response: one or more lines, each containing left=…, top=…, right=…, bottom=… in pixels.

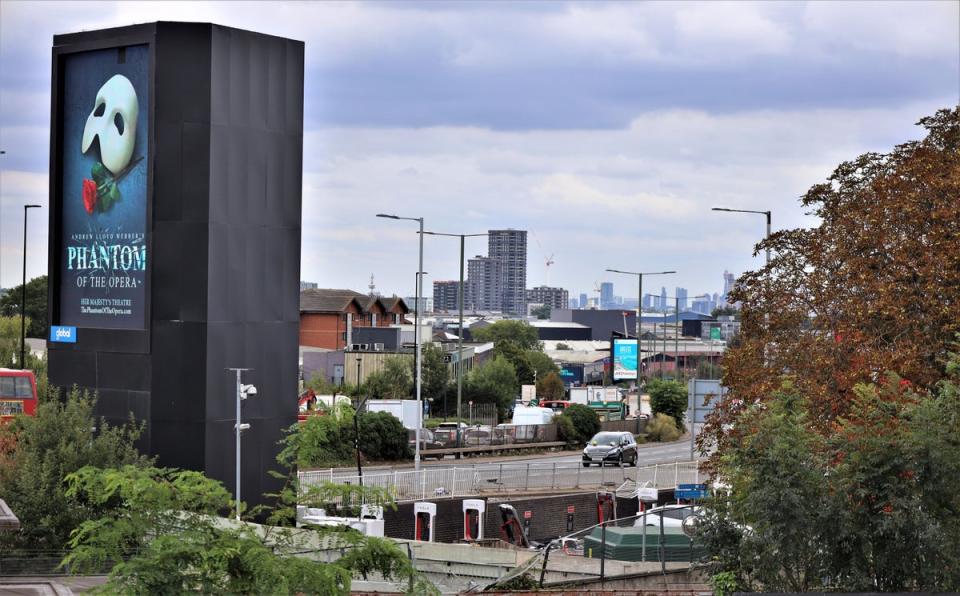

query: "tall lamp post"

left=376, top=213, right=425, bottom=470
left=20, top=204, right=41, bottom=369
left=227, top=367, right=256, bottom=521
left=605, top=269, right=675, bottom=383
left=423, top=230, right=487, bottom=452
left=645, top=294, right=681, bottom=380
left=711, top=207, right=772, bottom=266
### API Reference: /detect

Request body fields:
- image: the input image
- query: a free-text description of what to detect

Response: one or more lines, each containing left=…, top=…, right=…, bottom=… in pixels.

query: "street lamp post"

left=354, top=356, right=364, bottom=485
left=646, top=294, right=681, bottom=380
left=711, top=207, right=772, bottom=266
left=423, top=230, right=487, bottom=452
left=606, top=269, right=675, bottom=383
left=376, top=213, right=425, bottom=470
left=227, top=367, right=256, bottom=521
left=20, top=205, right=41, bottom=369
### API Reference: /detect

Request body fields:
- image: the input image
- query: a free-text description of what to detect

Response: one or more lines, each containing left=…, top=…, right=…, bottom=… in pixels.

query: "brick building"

left=299, top=288, right=408, bottom=350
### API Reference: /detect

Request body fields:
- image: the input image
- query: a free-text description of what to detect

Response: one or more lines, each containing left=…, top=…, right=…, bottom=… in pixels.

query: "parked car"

left=632, top=504, right=704, bottom=528
left=408, top=428, right=444, bottom=459
left=582, top=431, right=638, bottom=467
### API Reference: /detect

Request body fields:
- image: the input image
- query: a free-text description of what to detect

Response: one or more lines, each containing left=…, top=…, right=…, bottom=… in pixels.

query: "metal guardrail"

left=299, top=460, right=702, bottom=503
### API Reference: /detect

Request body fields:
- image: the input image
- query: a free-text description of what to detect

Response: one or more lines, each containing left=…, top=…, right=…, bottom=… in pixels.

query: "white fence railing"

left=299, top=461, right=702, bottom=503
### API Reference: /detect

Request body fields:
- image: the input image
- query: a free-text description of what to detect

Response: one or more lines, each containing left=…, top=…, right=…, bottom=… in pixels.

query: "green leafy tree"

left=464, top=356, right=518, bottom=420
left=471, top=320, right=541, bottom=350
left=536, top=371, right=565, bottom=401
left=558, top=403, right=600, bottom=445
left=0, top=315, right=25, bottom=368
left=0, top=387, right=151, bottom=552
left=701, top=361, right=960, bottom=592
left=526, top=350, right=559, bottom=382
left=419, top=343, right=450, bottom=402
left=648, top=378, right=687, bottom=429
left=61, top=466, right=434, bottom=595
left=279, top=402, right=355, bottom=469
left=0, top=275, right=48, bottom=338
left=530, top=304, right=551, bottom=319
left=365, top=356, right=413, bottom=399
left=357, top=411, right=411, bottom=461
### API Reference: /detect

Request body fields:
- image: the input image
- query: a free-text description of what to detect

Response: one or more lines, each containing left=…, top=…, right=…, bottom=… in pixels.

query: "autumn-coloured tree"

left=703, top=107, right=960, bottom=455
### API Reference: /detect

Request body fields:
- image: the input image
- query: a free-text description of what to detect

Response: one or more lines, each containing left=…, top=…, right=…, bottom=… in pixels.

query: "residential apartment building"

left=433, top=280, right=460, bottom=312
left=526, top=285, right=570, bottom=310
left=299, top=288, right=408, bottom=350
left=488, top=229, right=527, bottom=315
left=467, top=255, right=502, bottom=311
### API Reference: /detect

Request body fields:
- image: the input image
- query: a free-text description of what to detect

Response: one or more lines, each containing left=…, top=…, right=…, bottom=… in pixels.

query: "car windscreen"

left=590, top=432, right=622, bottom=445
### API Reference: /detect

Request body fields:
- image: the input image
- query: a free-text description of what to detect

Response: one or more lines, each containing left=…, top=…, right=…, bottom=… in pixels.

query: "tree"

left=464, top=356, right=518, bottom=420
left=705, top=108, right=960, bottom=454
left=536, top=371, right=565, bottom=401
left=419, top=343, right=450, bottom=402
left=700, top=363, right=960, bottom=592
left=0, top=387, right=151, bottom=553
left=648, top=379, right=687, bottom=429
left=0, top=275, right=48, bottom=339
left=357, top=411, right=410, bottom=461
left=279, top=402, right=355, bottom=469
left=530, top=304, right=551, bottom=319
left=471, top=320, right=541, bottom=351
left=526, top=350, right=559, bottom=382
left=365, top=356, right=413, bottom=399
left=61, top=466, right=434, bottom=595
left=559, top=403, right=600, bottom=445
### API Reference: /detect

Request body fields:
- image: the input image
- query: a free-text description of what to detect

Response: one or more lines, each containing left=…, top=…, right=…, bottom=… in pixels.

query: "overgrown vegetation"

left=0, top=387, right=152, bottom=553
left=644, top=413, right=681, bottom=442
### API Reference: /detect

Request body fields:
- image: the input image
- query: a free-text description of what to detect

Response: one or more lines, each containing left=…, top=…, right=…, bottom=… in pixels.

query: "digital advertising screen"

left=612, top=338, right=638, bottom=380
left=58, top=45, right=149, bottom=330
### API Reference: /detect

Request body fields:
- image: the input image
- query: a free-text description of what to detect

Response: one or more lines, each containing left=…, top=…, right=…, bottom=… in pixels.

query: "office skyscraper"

left=488, top=229, right=528, bottom=315
left=579, top=293, right=588, bottom=309
left=600, top=282, right=614, bottom=309
left=721, top=270, right=736, bottom=306
left=676, top=287, right=688, bottom=311
left=660, top=286, right=668, bottom=312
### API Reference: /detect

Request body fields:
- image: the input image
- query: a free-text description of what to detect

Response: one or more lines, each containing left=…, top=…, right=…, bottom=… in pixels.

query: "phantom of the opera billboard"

left=58, top=45, right=149, bottom=330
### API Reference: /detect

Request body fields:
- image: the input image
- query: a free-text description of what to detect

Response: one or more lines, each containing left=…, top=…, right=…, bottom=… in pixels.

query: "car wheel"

left=583, top=462, right=590, bottom=468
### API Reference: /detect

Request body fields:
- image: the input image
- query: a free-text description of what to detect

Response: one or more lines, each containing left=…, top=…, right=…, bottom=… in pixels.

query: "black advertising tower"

left=47, top=22, right=303, bottom=507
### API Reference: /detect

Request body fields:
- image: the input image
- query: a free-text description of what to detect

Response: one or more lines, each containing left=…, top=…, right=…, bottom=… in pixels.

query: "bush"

left=280, top=403, right=355, bottom=469
left=648, top=378, right=687, bottom=428
left=645, top=413, right=681, bottom=442
left=357, top=411, right=410, bottom=461
left=0, top=386, right=151, bottom=552
left=560, top=404, right=600, bottom=445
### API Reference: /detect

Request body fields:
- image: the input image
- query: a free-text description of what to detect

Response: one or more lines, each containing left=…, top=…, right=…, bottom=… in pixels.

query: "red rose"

left=82, top=178, right=98, bottom=214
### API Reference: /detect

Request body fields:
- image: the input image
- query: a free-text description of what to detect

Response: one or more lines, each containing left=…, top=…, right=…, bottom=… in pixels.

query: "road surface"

left=351, top=436, right=698, bottom=474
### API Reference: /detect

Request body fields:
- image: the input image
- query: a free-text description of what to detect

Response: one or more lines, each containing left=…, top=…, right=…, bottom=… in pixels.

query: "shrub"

left=357, top=411, right=410, bottom=461
left=648, top=378, right=687, bottom=429
left=561, top=404, right=600, bottom=445
left=645, top=413, right=681, bottom=442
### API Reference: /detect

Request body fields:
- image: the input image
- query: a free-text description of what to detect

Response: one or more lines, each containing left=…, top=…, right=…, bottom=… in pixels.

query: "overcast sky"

left=1, top=1, right=957, bottom=302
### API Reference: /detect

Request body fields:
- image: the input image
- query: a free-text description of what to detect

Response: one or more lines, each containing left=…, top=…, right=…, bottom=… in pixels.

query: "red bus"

left=0, top=369, right=38, bottom=423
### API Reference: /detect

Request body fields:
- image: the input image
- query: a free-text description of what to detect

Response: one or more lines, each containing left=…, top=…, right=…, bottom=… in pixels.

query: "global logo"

left=50, top=326, right=77, bottom=343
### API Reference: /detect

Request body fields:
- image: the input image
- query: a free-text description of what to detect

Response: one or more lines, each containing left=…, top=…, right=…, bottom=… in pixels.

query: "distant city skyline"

left=2, top=2, right=956, bottom=296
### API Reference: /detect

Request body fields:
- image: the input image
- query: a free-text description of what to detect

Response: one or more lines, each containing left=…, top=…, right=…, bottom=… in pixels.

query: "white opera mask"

left=81, top=74, right=138, bottom=175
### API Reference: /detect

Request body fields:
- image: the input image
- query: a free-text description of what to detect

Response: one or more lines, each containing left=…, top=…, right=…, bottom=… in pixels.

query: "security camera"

left=236, top=423, right=251, bottom=432
left=240, top=384, right=258, bottom=398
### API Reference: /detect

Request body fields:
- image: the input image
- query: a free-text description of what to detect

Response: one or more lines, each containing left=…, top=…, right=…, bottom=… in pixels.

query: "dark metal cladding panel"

left=48, top=22, right=302, bottom=513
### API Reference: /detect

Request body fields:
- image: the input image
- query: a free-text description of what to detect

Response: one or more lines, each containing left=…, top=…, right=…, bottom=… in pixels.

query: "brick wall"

left=299, top=312, right=346, bottom=349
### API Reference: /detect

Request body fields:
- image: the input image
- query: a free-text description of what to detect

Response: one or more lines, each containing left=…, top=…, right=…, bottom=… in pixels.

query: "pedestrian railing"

left=299, top=460, right=702, bottom=503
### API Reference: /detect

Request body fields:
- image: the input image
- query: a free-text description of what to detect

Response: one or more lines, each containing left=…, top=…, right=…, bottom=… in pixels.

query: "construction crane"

left=531, top=231, right=556, bottom=286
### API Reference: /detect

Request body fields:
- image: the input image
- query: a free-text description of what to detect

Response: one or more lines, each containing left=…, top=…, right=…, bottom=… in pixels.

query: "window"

left=0, top=377, right=14, bottom=398
left=15, top=377, right=32, bottom=398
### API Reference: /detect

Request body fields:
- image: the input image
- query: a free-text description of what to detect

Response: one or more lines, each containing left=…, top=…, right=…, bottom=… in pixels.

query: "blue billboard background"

left=59, top=45, right=149, bottom=329
left=612, top=338, right=638, bottom=380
